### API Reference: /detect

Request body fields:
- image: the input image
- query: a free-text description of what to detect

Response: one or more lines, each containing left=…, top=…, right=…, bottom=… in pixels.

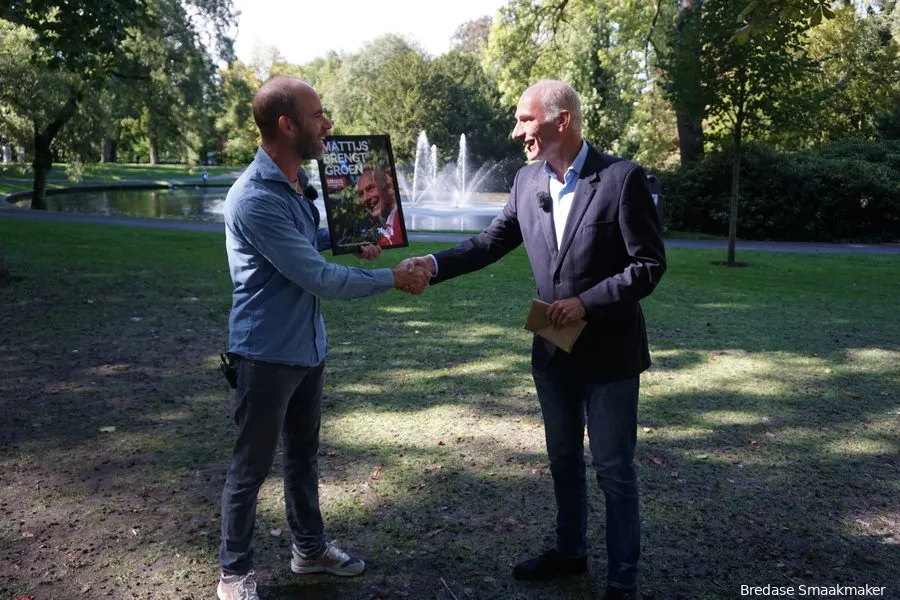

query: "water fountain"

left=402, top=132, right=506, bottom=207
left=456, top=134, right=467, bottom=199
left=395, top=132, right=515, bottom=231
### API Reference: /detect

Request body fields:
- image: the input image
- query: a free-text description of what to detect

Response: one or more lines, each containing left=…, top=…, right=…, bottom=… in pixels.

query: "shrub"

left=658, top=140, right=900, bottom=242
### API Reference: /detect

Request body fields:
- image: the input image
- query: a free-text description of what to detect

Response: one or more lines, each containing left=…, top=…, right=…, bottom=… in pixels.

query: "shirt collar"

left=253, top=146, right=303, bottom=186
left=543, top=140, right=589, bottom=183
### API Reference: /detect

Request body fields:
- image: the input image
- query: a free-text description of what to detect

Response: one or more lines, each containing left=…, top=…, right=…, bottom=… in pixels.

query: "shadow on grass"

left=0, top=230, right=897, bottom=599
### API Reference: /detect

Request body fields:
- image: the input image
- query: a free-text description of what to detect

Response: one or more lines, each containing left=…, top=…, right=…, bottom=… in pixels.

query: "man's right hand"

left=406, top=256, right=436, bottom=277
left=392, top=261, right=430, bottom=295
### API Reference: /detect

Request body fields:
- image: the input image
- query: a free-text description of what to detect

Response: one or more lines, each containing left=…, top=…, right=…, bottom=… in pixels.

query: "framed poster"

left=317, top=135, right=409, bottom=255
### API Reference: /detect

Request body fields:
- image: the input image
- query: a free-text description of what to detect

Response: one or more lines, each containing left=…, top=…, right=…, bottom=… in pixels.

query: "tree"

left=216, top=61, right=261, bottom=165
left=666, top=0, right=813, bottom=265
left=0, top=1, right=145, bottom=208
left=484, top=0, right=649, bottom=151
left=482, top=0, right=713, bottom=162
left=451, top=16, right=494, bottom=55
left=429, top=51, right=519, bottom=163
left=666, top=1, right=707, bottom=164
left=768, top=2, right=900, bottom=148
left=325, top=35, right=424, bottom=134
left=0, top=1, right=235, bottom=208
left=331, top=48, right=515, bottom=164
left=123, top=1, right=227, bottom=165
left=619, top=87, right=680, bottom=168
left=739, top=0, right=836, bottom=36
left=0, top=20, right=40, bottom=157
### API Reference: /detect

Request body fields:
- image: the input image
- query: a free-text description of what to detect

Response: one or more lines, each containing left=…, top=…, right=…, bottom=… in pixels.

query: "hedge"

left=656, top=140, right=900, bottom=242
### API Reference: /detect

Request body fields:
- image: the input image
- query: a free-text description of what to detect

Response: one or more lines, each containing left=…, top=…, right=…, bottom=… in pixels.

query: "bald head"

left=252, top=77, right=316, bottom=142
left=524, top=80, right=582, bottom=137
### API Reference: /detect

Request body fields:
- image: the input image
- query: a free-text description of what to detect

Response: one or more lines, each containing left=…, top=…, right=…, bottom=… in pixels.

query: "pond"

left=7, top=187, right=503, bottom=232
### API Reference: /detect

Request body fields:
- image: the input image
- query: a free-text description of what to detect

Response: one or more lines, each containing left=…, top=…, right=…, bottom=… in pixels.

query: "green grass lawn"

left=0, top=219, right=897, bottom=600
left=1, top=163, right=239, bottom=195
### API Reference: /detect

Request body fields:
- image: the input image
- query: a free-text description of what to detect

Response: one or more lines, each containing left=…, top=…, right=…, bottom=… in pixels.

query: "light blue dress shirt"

left=544, top=141, right=589, bottom=248
left=225, top=147, right=394, bottom=366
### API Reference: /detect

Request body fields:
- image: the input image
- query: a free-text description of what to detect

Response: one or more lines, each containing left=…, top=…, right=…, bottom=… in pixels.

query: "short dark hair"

left=252, top=76, right=303, bottom=142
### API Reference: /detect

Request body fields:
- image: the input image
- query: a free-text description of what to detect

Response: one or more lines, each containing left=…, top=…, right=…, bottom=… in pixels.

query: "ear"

left=557, top=110, right=571, bottom=132
left=277, top=115, right=293, bottom=136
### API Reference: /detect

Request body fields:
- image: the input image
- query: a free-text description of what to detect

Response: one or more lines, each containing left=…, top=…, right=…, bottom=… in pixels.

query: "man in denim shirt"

left=217, top=77, right=429, bottom=600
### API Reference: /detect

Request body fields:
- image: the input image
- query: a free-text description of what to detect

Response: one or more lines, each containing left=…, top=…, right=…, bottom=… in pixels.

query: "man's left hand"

left=546, top=297, right=586, bottom=329
left=357, top=244, right=382, bottom=261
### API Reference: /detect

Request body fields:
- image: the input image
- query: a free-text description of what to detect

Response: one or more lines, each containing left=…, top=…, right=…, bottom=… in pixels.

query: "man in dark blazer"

left=408, top=80, right=665, bottom=600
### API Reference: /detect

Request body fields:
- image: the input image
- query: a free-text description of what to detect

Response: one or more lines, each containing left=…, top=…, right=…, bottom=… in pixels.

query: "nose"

left=324, top=114, right=333, bottom=131
left=511, top=121, right=523, bottom=141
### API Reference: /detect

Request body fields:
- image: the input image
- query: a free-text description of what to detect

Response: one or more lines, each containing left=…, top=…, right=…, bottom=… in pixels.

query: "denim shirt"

left=225, top=147, right=394, bottom=366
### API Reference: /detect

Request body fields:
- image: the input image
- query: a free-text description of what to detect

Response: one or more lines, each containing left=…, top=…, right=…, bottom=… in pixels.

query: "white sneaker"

left=291, top=541, right=366, bottom=577
left=217, top=570, right=259, bottom=600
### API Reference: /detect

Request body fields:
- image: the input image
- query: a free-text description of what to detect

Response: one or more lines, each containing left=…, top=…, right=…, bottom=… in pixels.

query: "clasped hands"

left=355, top=246, right=432, bottom=295
left=392, top=256, right=434, bottom=295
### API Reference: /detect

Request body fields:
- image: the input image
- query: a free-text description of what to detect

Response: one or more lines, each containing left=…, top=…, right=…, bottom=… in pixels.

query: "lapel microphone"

left=303, top=185, right=318, bottom=200
left=537, top=191, right=552, bottom=213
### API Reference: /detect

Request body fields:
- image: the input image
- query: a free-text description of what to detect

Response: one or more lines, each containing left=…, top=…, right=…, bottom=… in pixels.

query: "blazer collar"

left=556, top=145, right=609, bottom=263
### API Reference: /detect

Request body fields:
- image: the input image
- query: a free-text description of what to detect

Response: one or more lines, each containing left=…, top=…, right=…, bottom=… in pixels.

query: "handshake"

left=391, top=256, right=434, bottom=295
left=354, top=246, right=432, bottom=295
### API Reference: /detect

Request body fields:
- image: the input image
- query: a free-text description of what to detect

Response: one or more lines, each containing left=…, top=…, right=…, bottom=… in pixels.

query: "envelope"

left=524, top=299, right=587, bottom=353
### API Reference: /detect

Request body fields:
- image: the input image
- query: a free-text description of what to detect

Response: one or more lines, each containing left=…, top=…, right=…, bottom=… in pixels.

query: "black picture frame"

left=316, top=134, right=409, bottom=255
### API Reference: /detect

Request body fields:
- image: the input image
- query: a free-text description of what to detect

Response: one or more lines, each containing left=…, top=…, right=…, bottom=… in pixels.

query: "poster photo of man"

left=317, top=135, right=409, bottom=255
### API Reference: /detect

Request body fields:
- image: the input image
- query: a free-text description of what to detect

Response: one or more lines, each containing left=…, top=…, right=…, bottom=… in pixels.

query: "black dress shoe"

left=603, top=586, right=638, bottom=600
left=512, top=548, right=588, bottom=581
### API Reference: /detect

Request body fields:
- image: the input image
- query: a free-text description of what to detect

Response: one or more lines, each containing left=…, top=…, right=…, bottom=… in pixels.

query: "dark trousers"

left=532, top=356, right=641, bottom=590
left=219, top=358, right=327, bottom=575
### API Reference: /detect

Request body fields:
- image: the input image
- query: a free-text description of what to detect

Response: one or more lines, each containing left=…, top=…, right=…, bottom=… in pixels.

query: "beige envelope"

left=524, top=299, right=587, bottom=353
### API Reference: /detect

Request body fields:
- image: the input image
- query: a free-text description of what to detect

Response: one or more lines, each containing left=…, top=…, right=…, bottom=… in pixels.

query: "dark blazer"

left=432, top=144, right=666, bottom=381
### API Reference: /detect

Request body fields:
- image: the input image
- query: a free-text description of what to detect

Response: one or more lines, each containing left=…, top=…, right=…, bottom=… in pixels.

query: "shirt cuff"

left=427, top=254, right=438, bottom=277
left=373, top=267, right=394, bottom=291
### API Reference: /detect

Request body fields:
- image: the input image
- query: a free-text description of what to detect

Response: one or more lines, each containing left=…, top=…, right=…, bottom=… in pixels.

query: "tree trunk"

left=676, top=112, right=704, bottom=164
left=101, top=138, right=118, bottom=163
left=727, top=118, right=742, bottom=266
left=674, top=0, right=705, bottom=165
left=32, top=129, right=52, bottom=211
left=0, top=241, right=11, bottom=287
left=149, top=137, right=159, bottom=165
left=30, top=88, right=82, bottom=211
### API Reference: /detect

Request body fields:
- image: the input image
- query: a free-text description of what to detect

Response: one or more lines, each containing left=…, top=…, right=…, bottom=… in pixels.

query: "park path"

left=1, top=206, right=898, bottom=254
left=0, top=173, right=239, bottom=185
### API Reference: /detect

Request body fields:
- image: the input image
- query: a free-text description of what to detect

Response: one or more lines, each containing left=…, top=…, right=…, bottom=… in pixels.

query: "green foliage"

left=0, top=0, right=235, bottom=208
left=767, top=3, right=900, bottom=149
left=419, top=51, right=518, bottom=164
left=319, top=35, right=424, bottom=137
left=0, top=1, right=144, bottom=74
left=328, top=185, right=382, bottom=248
left=619, top=87, right=681, bottom=168
left=215, top=61, right=261, bottom=165
left=0, top=18, right=77, bottom=147
left=739, top=0, right=836, bottom=37
left=0, top=20, right=43, bottom=148
left=484, top=0, right=652, bottom=150
left=289, top=38, right=518, bottom=165
left=660, top=0, right=816, bottom=262
left=662, top=0, right=813, bottom=146
left=660, top=140, right=900, bottom=241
